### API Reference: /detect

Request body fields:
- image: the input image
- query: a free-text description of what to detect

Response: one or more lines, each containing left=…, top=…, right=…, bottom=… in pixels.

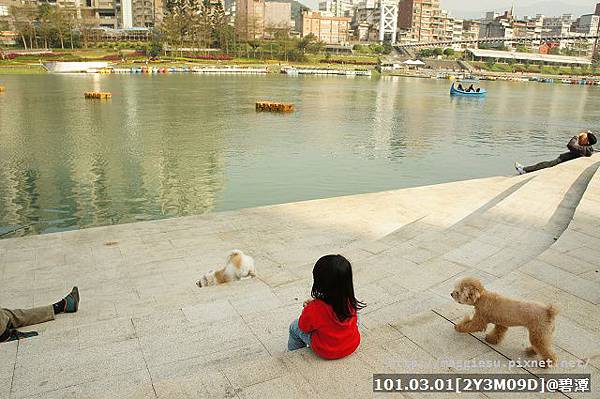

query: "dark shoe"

left=1, top=329, right=38, bottom=342
left=64, top=286, right=80, bottom=313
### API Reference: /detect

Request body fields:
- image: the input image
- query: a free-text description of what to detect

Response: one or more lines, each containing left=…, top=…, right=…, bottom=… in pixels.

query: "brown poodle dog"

left=451, top=277, right=558, bottom=367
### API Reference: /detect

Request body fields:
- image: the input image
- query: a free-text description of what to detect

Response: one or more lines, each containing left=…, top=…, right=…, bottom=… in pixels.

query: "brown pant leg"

left=1, top=306, right=55, bottom=329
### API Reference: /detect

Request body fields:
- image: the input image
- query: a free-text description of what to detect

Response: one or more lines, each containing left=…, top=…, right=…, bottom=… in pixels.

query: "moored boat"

left=42, top=61, right=111, bottom=73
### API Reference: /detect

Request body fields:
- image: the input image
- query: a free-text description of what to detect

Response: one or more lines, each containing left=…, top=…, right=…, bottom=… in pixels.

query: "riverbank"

left=1, top=155, right=599, bottom=398
left=0, top=48, right=380, bottom=75
left=384, top=67, right=600, bottom=85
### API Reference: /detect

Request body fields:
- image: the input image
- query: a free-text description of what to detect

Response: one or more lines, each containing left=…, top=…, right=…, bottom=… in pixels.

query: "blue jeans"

left=288, top=319, right=311, bottom=351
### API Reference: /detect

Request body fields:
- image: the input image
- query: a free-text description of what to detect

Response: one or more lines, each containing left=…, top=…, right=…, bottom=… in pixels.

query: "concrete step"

left=3, top=159, right=600, bottom=398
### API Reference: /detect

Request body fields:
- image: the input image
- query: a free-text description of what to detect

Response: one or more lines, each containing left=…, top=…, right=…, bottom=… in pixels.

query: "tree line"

left=5, top=0, right=326, bottom=62
left=10, top=3, right=79, bottom=49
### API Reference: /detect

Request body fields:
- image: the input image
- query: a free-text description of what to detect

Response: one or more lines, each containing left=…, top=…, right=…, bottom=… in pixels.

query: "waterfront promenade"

left=1, top=155, right=599, bottom=398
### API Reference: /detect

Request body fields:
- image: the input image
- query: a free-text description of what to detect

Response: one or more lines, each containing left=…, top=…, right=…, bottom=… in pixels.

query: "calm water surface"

left=1, top=74, right=599, bottom=236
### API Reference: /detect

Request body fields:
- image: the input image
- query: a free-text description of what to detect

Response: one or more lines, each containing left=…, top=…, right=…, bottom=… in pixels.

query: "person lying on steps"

left=0, top=287, right=80, bottom=343
left=515, top=131, right=596, bottom=174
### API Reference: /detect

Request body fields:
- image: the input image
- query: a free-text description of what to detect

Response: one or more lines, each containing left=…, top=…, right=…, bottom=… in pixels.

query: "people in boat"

left=515, top=131, right=596, bottom=174
left=467, top=84, right=475, bottom=92
left=457, top=83, right=464, bottom=91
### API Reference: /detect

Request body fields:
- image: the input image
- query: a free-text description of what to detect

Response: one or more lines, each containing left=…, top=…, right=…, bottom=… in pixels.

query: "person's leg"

left=1, top=287, right=80, bottom=343
left=524, top=152, right=578, bottom=173
left=3, top=306, right=55, bottom=329
left=523, top=157, right=563, bottom=173
left=288, top=319, right=311, bottom=351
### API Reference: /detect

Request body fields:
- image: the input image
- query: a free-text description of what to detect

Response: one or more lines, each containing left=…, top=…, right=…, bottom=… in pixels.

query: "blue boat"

left=450, top=82, right=487, bottom=97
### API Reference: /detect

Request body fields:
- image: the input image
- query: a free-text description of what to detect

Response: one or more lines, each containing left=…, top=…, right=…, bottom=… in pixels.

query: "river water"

left=1, top=74, right=598, bottom=236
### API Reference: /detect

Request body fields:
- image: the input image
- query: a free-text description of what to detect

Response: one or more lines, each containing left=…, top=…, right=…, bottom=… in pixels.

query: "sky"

left=300, top=0, right=597, bottom=20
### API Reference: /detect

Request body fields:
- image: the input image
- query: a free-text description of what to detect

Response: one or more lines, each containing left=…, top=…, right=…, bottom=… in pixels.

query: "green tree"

left=37, top=3, right=53, bottom=48
left=147, top=40, right=163, bottom=57
left=418, top=48, right=434, bottom=58
left=443, top=47, right=455, bottom=57
left=11, top=5, right=38, bottom=49
left=298, top=33, right=318, bottom=54
left=433, top=47, right=443, bottom=56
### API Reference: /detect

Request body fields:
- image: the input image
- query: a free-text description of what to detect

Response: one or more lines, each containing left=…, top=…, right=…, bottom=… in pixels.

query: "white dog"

left=196, top=250, right=256, bottom=287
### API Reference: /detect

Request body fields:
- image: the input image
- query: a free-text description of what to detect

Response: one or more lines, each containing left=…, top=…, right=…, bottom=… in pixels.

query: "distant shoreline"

left=1, top=63, right=599, bottom=85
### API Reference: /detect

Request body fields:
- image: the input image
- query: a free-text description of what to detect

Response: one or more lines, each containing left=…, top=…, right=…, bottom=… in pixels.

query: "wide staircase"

left=1, top=156, right=599, bottom=398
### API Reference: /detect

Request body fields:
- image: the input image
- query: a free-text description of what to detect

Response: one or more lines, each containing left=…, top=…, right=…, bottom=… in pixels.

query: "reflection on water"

left=1, top=74, right=599, bottom=237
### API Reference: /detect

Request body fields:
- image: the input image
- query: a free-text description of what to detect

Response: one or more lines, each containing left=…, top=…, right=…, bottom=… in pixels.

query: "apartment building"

left=318, top=0, right=354, bottom=18
left=300, top=10, right=350, bottom=44
left=236, top=0, right=291, bottom=40
left=542, top=15, right=574, bottom=37
left=397, top=0, right=458, bottom=44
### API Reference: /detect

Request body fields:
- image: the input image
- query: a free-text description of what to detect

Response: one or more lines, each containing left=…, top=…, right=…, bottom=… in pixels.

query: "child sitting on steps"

left=288, top=254, right=365, bottom=359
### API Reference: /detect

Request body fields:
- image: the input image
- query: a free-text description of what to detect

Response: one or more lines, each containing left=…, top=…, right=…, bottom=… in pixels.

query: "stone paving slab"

left=1, top=158, right=600, bottom=398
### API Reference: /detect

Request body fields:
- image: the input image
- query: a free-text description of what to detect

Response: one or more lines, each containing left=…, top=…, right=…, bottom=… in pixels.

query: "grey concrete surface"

left=1, top=157, right=599, bottom=398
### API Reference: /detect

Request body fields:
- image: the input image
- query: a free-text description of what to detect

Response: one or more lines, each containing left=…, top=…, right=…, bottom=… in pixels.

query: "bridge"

left=394, top=33, right=600, bottom=49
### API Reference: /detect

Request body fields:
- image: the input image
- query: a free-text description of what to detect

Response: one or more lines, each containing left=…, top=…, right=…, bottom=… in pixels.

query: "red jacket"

left=298, top=299, right=360, bottom=360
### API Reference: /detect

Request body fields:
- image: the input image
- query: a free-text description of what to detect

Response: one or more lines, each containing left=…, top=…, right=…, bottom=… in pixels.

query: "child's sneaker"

left=514, top=162, right=526, bottom=175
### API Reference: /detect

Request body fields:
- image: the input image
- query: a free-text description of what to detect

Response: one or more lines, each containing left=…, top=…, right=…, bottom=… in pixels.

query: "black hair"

left=588, top=133, right=597, bottom=145
left=311, top=254, right=366, bottom=321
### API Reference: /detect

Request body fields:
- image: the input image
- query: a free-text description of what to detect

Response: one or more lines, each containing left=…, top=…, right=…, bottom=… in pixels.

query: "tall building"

left=0, top=0, right=162, bottom=30
left=300, top=10, right=350, bottom=44
left=462, top=19, right=480, bottom=44
left=397, top=0, right=440, bottom=43
left=576, top=14, right=599, bottom=35
left=80, top=0, right=118, bottom=28
left=264, top=1, right=291, bottom=36
left=352, top=0, right=378, bottom=41
left=397, top=0, right=456, bottom=44
left=452, top=18, right=463, bottom=42
left=236, top=0, right=291, bottom=39
left=479, top=8, right=514, bottom=46
left=542, top=14, right=574, bottom=37
left=235, top=0, right=263, bottom=39
left=318, top=0, right=354, bottom=18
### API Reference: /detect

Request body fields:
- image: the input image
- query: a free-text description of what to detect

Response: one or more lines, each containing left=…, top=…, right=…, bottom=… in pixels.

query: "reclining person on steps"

left=515, top=131, right=596, bottom=174
left=0, top=287, right=80, bottom=343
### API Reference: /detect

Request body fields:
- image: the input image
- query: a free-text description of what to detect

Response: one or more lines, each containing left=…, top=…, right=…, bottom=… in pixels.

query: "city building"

left=300, top=10, right=350, bottom=44
left=263, top=1, right=292, bottom=37
left=350, top=0, right=398, bottom=43
left=236, top=0, right=291, bottom=40
left=451, top=18, right=463, bottom=42
left=79, top=0, right=118, bottom=29
left=479, top=8, right=545, bottom=50
left=0, top=0, right=162, bottom=30
left=352, top=0, right=378, bottom=41
left=575, top=14, right=599, bottom=35
left=542, top=14, right=574, bottom=37
left=479, top=8, right=514, bottom=43
left=397, top=0, right=441, bottom=43
left=462, top=19, right=480, bottom=47
left=396, top=0, right=461, bottom=45
left=318, top=0, right=354, bottom=18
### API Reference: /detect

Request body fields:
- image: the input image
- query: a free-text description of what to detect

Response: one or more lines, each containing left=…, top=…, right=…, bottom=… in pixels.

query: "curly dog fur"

left=451, top=277, right=558, bottom=367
